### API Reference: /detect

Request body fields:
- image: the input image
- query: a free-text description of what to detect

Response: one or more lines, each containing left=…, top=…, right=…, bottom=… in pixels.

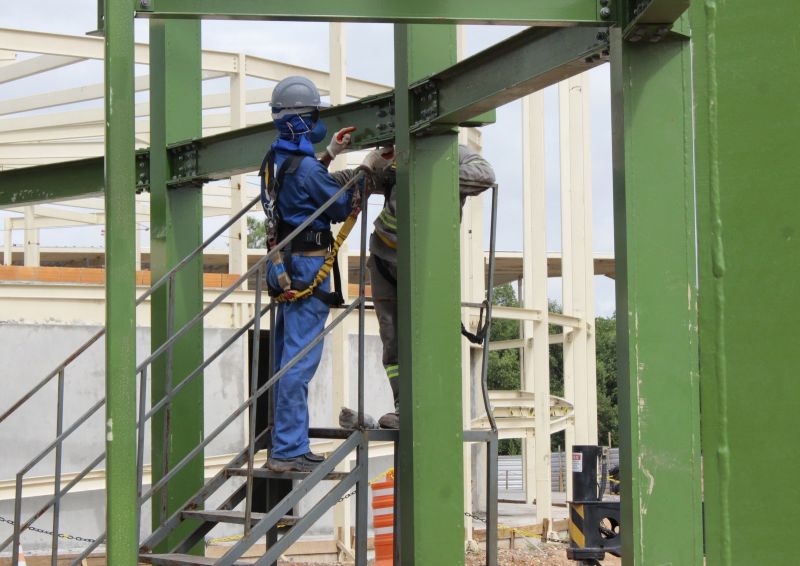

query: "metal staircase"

left=0, top=172, right=501, bottom=565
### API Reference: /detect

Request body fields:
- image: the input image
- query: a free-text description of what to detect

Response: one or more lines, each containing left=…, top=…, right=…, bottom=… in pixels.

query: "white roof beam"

left=0, top=143, right=105, bottom=159
left=245, top=55, right=387, bottom=98
left=0, top=71, right=225, bottom=116
left=0, top=27, right=236, bottom=73
left=0, top=54, right=83, bottom=84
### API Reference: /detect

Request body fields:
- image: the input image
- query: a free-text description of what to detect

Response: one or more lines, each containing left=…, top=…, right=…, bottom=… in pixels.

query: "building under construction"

left=0, top=1, right=797, bottom=565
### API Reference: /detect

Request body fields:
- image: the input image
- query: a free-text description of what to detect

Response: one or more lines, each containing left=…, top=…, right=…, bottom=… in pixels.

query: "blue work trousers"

left=267, top=254, right=330, bottom=459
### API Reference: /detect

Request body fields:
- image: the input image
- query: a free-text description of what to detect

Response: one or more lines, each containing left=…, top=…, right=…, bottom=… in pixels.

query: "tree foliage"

left=486, top=283, right=618, bottom=454
left=247, top=216, right=267, bottom=249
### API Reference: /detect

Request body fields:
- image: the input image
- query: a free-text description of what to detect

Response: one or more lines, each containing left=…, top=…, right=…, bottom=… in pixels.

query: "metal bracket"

left=167, top=140, right=207, bottom=188
left=135, top=151, right=150, bottom=193
left=410, top=79, right=440, bottom=132
left=623, top=0, right=690, bottom=42
left=626, top=24, right=672, bottom=43
left=359, top=94, right=395, bottom=147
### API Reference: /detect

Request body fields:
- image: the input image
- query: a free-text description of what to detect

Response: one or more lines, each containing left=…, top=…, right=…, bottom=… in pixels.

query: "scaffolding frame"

left=3, top=0, right=796, bottom=564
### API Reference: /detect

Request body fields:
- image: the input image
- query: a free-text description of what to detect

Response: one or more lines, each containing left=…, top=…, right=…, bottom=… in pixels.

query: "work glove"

left=326, top=126, right=357, bottom=159
left=361, top=146, right=395, bottom=172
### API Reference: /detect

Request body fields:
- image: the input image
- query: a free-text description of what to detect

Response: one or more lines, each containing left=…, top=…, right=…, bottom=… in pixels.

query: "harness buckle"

left=315, top=232, right=322, bottom=246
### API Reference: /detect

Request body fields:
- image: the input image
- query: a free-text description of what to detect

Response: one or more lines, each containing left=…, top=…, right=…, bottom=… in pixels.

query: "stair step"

left=182, top=509, right=299, bottom=527
left=140, top=554, right=252, bottom=565
left=226, top=467, right=347, bottom=481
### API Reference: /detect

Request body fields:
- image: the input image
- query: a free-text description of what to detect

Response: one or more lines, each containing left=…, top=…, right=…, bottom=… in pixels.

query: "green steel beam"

left=6, top=21, right=613, bottom=201
left=0, top=157, right=103, bottom=208
left=411, top=26, right=608, bottom=132
left=609, top=27, right=703, bottom=564
left=691, top=3, right=800, bottom=564
left=104, top=0, right=138, bottom=564
left=624, top=0, right=689, bottom=25
left=135, top=0, right=607, bottom=25
left=173, top=91, right=398, bottom=186
left=395, top=24, right=464, bottom=566
left=148, top=19, right=205, bottom=553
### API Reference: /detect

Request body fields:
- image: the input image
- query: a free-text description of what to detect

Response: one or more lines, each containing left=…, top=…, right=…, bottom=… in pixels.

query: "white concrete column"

left=328, top=22, right=353, bottom=560
left=229, top=52, right=249, bottom=289
left=559, top=74, right=597, bottom=450
left=23, top=206, right=39, bottom=266
left=559, top=73, right=598, bottom=501
left=3, top=218, right=12, bottom=265
left=522, top=91, right=552, bottom=528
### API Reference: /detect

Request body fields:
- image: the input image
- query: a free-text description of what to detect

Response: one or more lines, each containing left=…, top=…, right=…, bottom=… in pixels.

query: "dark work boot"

left=378, top=411, right=399, bottom=429
left=378, top=402, right=400, bottom=429
left=267, top=452, right=324, bottom=473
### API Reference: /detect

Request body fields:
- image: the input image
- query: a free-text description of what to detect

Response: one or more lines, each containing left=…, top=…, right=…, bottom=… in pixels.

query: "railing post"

left=244, top=266, right=264, bottom=534
left=51, top=369, right=65, bottom=565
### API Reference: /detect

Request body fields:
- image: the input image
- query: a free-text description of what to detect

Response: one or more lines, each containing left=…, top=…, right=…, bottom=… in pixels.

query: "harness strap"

left=372, top=255, right=397, bottom=287
left=461, top=300, right=488, bottom=345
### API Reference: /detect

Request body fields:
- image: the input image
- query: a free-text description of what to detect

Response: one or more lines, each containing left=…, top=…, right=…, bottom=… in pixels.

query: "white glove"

left=326, top=126, right=356, bottom=159
left=361, top=146, right=395, bottom=172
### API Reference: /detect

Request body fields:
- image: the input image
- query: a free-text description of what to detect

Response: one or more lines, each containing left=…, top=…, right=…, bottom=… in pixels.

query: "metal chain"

left=0, top=515, right=97, bottom=544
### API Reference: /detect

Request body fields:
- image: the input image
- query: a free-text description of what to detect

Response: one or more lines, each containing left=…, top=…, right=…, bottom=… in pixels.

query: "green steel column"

left=149, top=19, right=204, bottom=550
left=609, top=28, right=703, bottom=564
left=394, top=24, right=464, bottom=566
left=691, top=4, right=800, bottom=564
left=104, top=0, right=137, bottom=563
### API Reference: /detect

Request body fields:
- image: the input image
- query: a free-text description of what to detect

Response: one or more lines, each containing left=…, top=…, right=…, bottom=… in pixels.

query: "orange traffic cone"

left=17, top=542, right=28, bottom=566
left=371, top=470, right=395, bottom=566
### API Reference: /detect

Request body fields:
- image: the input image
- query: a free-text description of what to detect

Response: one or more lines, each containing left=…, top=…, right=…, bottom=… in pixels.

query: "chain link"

left=0, top=515, right=97, bottom=544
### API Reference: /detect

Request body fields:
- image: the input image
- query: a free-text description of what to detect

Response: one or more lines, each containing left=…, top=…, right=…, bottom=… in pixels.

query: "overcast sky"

left=0, top=2, right=616, bottom=316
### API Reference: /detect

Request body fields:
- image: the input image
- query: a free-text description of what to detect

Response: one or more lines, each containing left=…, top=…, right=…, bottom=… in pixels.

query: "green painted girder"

left=609, top=27, right=703, bottom=564
left=411, top=26, right=608, bottom=132
left=395, top=23, right=464, bottom=566
left=0, top=157, right=103, bottom=208
left=0, top=22, right=608, bottom=203
left=135, top=0, right=607, bottom=25
left=691, top=2, right=800, bottom=564
left=103, top=0, right=138, bottom=563
left=170, top=91, right=398, bottom=187
left=148, top=18, right=205, bottom=553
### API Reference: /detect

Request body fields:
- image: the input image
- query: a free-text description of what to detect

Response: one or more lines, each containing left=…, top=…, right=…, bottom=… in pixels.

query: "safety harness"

left=259, top=149, right=361, bottom=307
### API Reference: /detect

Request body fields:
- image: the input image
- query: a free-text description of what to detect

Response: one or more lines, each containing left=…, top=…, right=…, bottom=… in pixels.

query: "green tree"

left=247, top=216, right=267, bottom=248
left=595, top=314, right=618, bottom=446
left=485, top=283, right=619, bottom=454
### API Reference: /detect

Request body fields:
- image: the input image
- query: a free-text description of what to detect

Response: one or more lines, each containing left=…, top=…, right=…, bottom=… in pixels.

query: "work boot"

left=378, top=410, right=399, bottom=430
left=339, top=407, right=378, bottom=430
left=267, top=451, right=324, bottom=473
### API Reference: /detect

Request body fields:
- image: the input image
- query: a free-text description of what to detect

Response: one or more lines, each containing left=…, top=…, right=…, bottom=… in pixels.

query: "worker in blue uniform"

left=263, top=76, right=358, bottom=472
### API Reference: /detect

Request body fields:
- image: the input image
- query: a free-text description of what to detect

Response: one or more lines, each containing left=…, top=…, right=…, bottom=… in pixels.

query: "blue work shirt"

left=274, top=148, right=353, bottom=232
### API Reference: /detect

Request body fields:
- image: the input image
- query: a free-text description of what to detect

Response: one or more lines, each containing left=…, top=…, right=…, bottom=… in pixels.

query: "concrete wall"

left=0, top=323, right=395, bottom=553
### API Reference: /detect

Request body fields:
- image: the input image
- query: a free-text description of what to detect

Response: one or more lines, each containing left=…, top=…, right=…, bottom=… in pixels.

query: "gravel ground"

left=279, top=543, right=622, bottom=566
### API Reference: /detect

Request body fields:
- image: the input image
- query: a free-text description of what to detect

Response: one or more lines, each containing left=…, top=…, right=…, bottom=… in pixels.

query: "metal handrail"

left=140, top=299, right=361, bottom=505
left=0, top=194, right=262, bottom=427
left=4, top=169, right=367, bottom=560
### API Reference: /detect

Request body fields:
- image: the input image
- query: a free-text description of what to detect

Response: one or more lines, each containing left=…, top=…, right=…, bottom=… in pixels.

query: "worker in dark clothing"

left=364, top=144, right=496, bottom=429
left=263, top=75, right=360, bottom=472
